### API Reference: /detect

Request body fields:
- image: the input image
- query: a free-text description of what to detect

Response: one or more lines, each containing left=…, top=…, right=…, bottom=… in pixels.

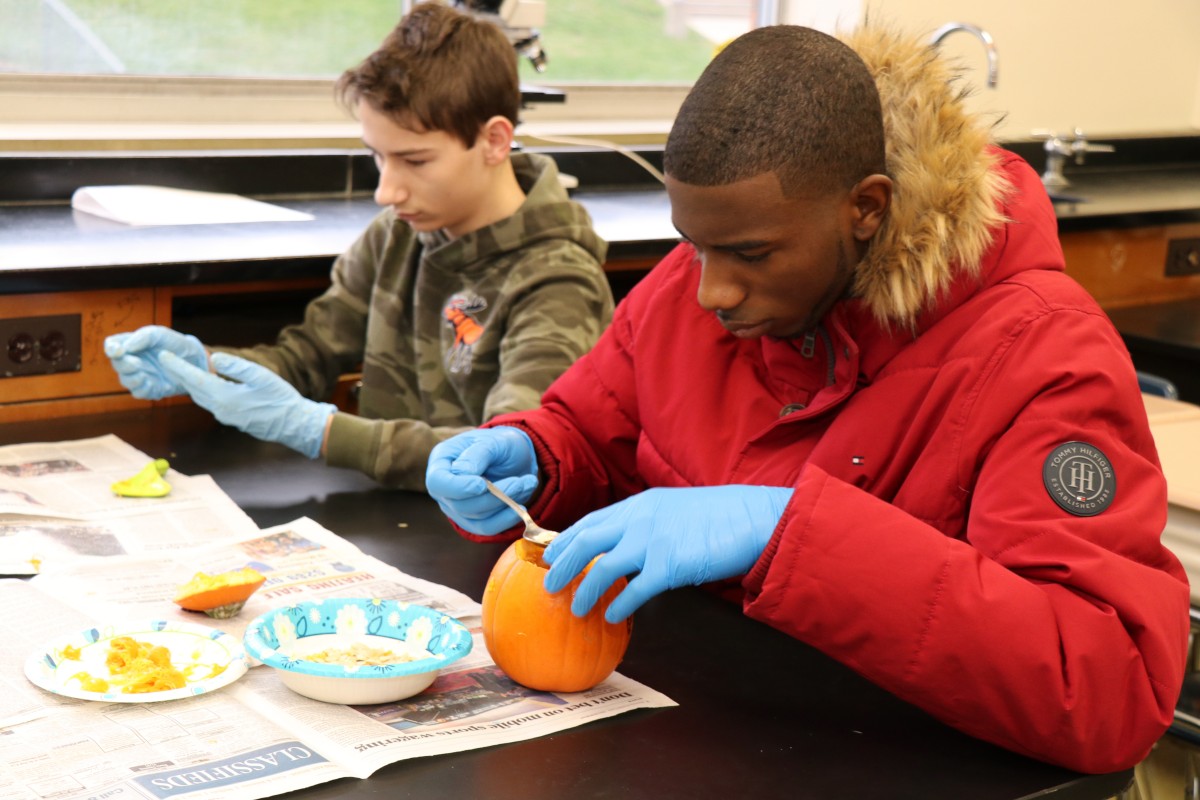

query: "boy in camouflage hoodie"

left=104, top=2, right=613, bottom=490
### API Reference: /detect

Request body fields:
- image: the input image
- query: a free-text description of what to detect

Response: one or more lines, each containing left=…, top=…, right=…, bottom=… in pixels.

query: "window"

left=1, top=0, right=405, bottom=78
left=0, top=0, right=739, bottom=81
left=0, top=0, right=757, bottom=136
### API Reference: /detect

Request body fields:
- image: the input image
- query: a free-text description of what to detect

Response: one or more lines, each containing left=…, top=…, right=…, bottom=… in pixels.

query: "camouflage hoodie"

left=226, top=152, right=612, bottom=489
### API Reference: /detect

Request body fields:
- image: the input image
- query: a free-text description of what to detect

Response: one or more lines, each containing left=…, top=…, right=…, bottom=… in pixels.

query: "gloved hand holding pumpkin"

left=543, top=485, right=794, bottom=623
left=425, top=426, right=540, bottom=535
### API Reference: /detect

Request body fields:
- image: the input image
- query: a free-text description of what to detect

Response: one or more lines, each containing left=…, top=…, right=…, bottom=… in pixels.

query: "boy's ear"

left=479, top=115, right=515, bottom=166
left=849, top=174, right=892, bottom=241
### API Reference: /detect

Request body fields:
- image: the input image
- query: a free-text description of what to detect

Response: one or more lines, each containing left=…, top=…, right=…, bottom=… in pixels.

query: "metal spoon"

left=484, top=479, right=558, bottom=546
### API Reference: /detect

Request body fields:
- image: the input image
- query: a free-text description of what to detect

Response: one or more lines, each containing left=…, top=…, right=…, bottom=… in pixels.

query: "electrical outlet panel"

left=1, top=314, right=82, bottom=378
left=1165, top=237, right=1200, bottom=277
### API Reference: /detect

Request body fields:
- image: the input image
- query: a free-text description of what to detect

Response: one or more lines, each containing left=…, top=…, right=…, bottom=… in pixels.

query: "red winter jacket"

left=468, top=31, right=1190, bottom=773
left=484, top=155, right=1188, bottom=773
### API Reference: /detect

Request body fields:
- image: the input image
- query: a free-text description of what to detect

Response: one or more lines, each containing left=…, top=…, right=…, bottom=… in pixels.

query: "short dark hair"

left=336, top=2, right=520, bottom=148
left=664, top=25, right=886, bottom=196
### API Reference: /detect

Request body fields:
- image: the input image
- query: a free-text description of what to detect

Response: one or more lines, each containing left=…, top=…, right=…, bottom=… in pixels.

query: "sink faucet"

left=1035, top=128, right=1116, bottom=189
left=929, top=22, right=998, bottom=89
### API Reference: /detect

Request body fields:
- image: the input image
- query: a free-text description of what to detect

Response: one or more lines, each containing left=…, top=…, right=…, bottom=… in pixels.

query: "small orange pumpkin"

left=482, top=538, right=632, bottom=693
left=173, top=567, right=265, bottom=618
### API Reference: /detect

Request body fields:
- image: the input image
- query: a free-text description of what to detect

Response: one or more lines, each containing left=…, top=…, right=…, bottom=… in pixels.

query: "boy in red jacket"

left=426, top=24, right=1189, bottom=773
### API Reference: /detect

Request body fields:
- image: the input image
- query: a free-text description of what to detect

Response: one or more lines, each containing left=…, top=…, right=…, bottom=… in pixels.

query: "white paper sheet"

left=71, top=185, right=314, bottom=227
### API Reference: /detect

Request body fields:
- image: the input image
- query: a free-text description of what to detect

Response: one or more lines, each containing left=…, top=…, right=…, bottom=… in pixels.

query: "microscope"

left=448, top=0, right=563, bottom=106
left=452, top=0, right=548, bottom=72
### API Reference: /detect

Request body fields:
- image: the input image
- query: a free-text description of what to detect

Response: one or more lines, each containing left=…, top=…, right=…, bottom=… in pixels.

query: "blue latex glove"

left=104, top=325, right=208, bottom=400
left=544, top=485, right=793, bottom=623
left=425, top=427, right=539, bottom=535
left=159, top=351, right=336, bottom=459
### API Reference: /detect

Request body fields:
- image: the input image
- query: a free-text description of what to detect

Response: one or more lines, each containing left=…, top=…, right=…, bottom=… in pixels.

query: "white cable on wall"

left=521, top=130, right=666, bottom=185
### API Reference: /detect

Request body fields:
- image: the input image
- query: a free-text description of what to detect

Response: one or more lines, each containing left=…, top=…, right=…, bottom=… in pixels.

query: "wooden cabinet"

left=0, top=278, right=327, bottom=423
left=0, top=288, right=154, bottom=421
left=1, top=257, right=652, bottom=423
left=1061, top=222, right=1200, bottom=309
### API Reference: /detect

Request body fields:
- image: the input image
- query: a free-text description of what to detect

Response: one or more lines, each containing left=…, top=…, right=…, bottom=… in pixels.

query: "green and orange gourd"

left=173, top=567, right=265, bottom=619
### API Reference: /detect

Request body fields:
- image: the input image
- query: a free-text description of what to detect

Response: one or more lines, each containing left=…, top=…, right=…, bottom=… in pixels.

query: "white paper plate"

left=24, top=619, right=248, bottom=703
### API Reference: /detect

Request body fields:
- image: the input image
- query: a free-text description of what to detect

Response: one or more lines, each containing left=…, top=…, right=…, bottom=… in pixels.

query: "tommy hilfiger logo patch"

left=1042, top=441, right=1116, bottom=517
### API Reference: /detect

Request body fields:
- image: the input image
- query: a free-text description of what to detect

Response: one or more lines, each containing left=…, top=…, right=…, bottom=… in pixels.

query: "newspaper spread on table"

left=0, top=438, right=677, bottom=800
left=0, top=434, right=260, bottom=575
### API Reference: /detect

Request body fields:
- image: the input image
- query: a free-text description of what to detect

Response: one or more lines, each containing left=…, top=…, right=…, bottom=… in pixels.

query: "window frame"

left=0, top=73, right=689, bottom=148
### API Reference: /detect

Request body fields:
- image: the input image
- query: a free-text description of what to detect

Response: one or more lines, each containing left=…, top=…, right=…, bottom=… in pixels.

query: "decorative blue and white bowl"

left=243, top=598, right=472, bottom=704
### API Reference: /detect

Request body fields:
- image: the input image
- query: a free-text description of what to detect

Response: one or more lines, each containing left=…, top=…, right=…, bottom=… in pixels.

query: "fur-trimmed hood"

left=839, top=26, right=1011, bottom=331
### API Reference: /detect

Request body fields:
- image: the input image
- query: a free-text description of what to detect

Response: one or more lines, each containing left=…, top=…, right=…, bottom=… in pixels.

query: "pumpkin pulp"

left=482, top=538, right=632, bottom=693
